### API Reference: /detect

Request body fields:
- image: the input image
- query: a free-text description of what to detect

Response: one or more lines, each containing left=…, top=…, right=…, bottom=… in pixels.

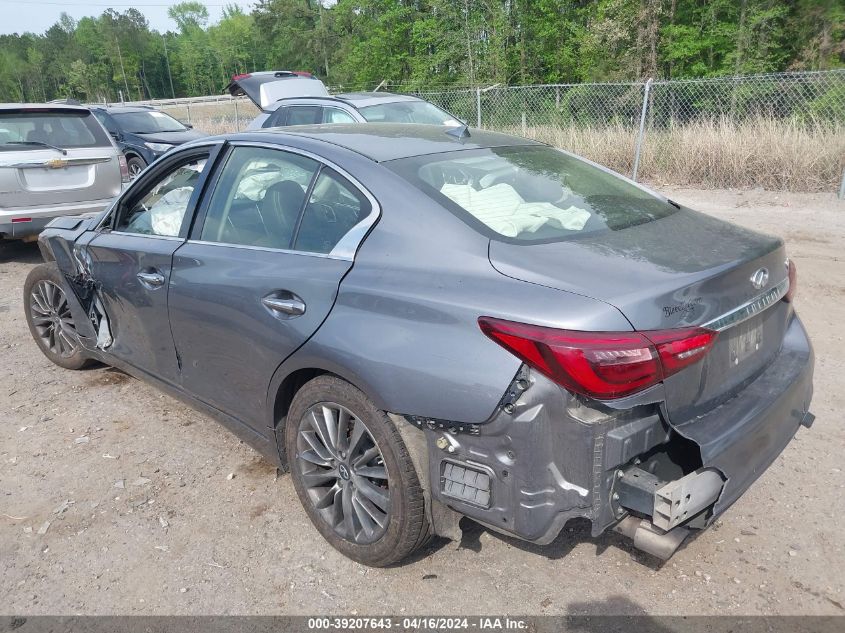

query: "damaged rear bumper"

left=407, top=312, right=814, bottom=558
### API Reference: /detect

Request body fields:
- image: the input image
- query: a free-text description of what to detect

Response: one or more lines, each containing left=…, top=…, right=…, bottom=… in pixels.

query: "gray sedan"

left=25, top=124, right=814, bottom=567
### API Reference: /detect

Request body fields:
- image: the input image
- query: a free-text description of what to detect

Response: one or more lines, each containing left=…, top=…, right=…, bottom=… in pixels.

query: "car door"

left=85, top=143, right=221, bottom=384
left=167, top=142, right=378, bottom=430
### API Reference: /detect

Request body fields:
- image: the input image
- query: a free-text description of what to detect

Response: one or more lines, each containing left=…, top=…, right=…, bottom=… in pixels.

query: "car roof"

left=333, top=92, right=423, bottom=107
left=225, top=123, right=542, bottom=162
left=88, top=105, right=159, bottom=114
left=267, top=92, right=426, bottom=110
left=0, top=103, right=91, bottom=113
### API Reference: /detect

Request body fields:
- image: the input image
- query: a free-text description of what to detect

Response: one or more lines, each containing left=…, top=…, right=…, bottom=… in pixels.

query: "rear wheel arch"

left=269, top=363, right=389, bottom=467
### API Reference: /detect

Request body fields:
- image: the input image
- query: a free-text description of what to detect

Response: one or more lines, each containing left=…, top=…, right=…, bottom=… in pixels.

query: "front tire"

left=24, top=263, right=91, bottom=370
left=127, top=155, right=146, bottom=179
left=285, top=375, right=430, bottom=566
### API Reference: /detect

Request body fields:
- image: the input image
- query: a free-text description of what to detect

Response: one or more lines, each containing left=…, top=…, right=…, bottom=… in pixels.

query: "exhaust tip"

left=613, top=516, right=690, bottom=560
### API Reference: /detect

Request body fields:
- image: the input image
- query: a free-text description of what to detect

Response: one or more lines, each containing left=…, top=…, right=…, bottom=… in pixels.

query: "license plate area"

left=729, top=319, right=763, bottom=366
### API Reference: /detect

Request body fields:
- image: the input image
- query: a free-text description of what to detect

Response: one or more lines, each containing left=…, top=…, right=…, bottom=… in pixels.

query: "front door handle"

left=262, top=296, right=306, bottom=316
left=136, top=270, right=165, bottom=288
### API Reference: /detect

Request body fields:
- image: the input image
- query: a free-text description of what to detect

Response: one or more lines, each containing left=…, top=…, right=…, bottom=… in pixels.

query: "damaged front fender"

left=37, top=213, right=113, bottom=350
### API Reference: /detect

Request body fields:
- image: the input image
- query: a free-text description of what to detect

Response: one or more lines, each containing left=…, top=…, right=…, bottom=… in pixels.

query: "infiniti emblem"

left=750, top=267, right=769, bottom=290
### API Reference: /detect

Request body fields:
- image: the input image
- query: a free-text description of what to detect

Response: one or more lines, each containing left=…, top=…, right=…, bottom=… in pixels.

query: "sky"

left=0, top=0, right=257, bottom=36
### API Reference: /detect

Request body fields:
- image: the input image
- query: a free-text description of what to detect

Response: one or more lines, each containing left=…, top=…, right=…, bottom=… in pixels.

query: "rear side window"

left=388, top=146, right=677, bottom=243
left=0, top=110, right=112, bottom=150
left=294, top=168, right=371, bottom=254
left=199, top=146, right=319, bottom=249
left=323, top=108, right=356, bottom=124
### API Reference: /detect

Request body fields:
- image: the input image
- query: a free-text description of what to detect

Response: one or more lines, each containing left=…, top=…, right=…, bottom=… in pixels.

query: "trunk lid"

left=488, top=208, right=791, bottom=422
left=224, top=71, right=329, bottom=109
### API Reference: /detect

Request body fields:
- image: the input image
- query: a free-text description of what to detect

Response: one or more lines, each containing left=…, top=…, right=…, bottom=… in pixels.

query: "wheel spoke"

left=320, top=406, right=338, bottom=450
left=313, top=484, right=339, bottom=510
left=299, top=448, right=332, bottom=467
left=341, top=482, right=356, bottom=541
left=347, top=420, right=367, bottom=457
left=353, top=446, right=380, bottom=468
left=301, top=469, right=338, bottom=488
left=355, top=477, right=389, bottom=512
left=300, top=429, right=334, bottom=462
left=330, top=487, right=344, bottom=527
left=351, top=494, right=377, bottom=540
left=354, top=490, right=388, bottom=529
left=309, top=410, right=336, bottom=455
left=356, top=465, right=388, bottom=480
left=336, top=409, right=351, bottom=453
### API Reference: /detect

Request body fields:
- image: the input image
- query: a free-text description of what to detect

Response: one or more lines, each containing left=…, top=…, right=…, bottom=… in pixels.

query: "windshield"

left=112, top=110, right=186, bottom=134
left=0, top=110, right=111, bottom=150
left=358, top=101, right=460, bottom=126
left=388, top=146, right=678, bottom=243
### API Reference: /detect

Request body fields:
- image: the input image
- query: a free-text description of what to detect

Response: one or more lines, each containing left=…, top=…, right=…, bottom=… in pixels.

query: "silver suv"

left=0, top=104, right=127, bottom=241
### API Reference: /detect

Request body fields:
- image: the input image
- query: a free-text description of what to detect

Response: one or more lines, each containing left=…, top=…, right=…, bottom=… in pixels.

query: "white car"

left=0, top=104, right=128, bottom=241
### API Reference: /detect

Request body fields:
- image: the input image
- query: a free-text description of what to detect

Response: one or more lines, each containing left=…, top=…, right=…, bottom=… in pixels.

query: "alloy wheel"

left=295, top=402, right=390, bottom=544
left=29, top=280, right=78, bottom=358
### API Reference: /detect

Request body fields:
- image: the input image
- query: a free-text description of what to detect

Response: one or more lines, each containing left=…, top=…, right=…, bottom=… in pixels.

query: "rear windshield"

left=112, top=110, right=186, bottom=134
left=358, top=101, right=460, bottom=126
left=388, top=146, right=678, bottom=243
left=0, top=110, right=111, bottom=150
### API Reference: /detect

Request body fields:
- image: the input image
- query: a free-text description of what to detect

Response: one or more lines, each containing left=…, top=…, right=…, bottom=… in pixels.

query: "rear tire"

left=24, top=263, right=91, bottom=370
left=285, top=375, right=430, bottom=567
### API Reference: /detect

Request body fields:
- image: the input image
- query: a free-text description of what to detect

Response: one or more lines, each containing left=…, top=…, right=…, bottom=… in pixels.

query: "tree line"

left=0, top=0, right=842, bottom=104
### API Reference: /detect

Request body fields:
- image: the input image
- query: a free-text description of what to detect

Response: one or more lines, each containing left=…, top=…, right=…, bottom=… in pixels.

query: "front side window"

left=388, top=146, right=677, bottom=243
left=0, top=110, right=112, bottom=149
left=116, top=157, right=207, bottom=237
left=286, top=106, right=322, bottom=126
left=358, top=101, right=460, bottom=126
left=200, top=146, right=319, bottom=249
left=294, top=168, right=371, bottom=254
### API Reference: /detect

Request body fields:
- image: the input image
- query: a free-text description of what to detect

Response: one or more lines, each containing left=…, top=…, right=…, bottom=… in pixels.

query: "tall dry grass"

left=160, top=100, right=260, bottom=135
left=173, top=102, right=844, bottom=191
left=517, top=117, right=845, bottom=192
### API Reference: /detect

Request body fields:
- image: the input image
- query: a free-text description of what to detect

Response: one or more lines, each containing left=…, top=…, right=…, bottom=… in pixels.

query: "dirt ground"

left=1, top=188, right=843, bottom=616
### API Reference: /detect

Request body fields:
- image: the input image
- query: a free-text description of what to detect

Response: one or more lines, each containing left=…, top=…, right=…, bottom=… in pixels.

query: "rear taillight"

left=118, top=154, right=130, bottom=183
left=478, top=317, right=718, bottom=400
left=232, top=73, right=251, bottom=81
left=784, top=258, right=797, bottom=302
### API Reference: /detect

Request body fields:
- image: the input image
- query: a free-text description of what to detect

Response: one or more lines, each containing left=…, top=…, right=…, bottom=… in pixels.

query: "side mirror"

left=182, top=122, right=193, bottom=130
left=110, top=131, right=123, bottom=142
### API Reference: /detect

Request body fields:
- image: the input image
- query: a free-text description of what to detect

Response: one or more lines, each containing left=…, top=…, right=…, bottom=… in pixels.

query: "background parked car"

left=247, top=92, right=463, bottom=130
left=90, top=105, right=206, bottom=178
left=225, top=70, right=461, bottom=130
left=0, top=103, right=128, bottom=242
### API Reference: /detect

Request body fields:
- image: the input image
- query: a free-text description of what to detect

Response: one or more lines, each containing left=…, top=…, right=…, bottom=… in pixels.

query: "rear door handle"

left=136, top=270, right=165, bottom=288
left=262, top=296, right=306, bottom=316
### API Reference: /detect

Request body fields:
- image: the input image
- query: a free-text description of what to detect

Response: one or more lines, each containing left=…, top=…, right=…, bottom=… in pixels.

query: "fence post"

left=839, top=166, right=845, bottom=200
left=185, top=102, right=191, bottom=124
left=234, top=99, right=240, bottom=132
left=476, top=88, right=481, bottom=128
left=632, top=78, right=653, bottom=182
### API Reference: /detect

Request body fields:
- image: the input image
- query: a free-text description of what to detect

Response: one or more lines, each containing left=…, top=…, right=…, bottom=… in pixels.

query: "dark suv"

left=90, top=106, right=205, bottom=178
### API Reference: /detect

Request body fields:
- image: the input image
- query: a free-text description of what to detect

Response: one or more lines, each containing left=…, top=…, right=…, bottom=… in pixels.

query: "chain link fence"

left=130, top=70, right=845, bottom=193
left=413, top=70, right=845, bottom=193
